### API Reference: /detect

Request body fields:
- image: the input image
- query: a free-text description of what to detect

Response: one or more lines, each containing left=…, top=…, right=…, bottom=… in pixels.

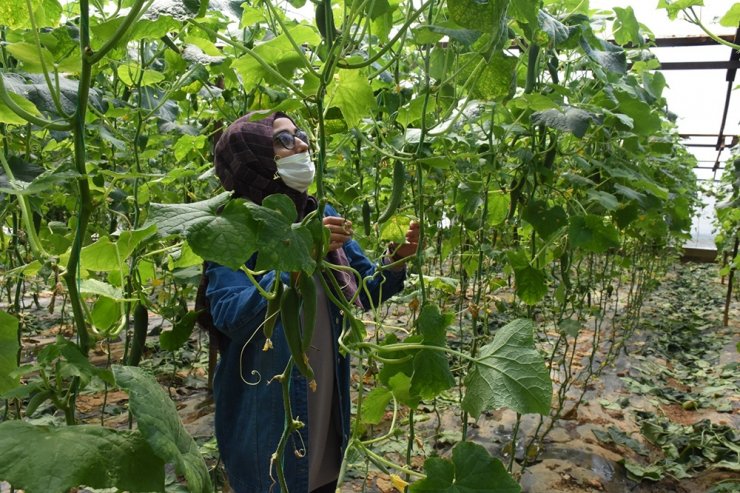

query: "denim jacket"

left=205, top=206, right=406, bottom=493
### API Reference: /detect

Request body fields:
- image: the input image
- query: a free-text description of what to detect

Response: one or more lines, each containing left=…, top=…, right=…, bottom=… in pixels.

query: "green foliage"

left=0, top=311, right=19, bottom=394
left=0, top=421, right=165, bottom=493
left=409, top=441, right=521, bottom=493
left=113, top=365, right=213, bottom=493
left=463, top=319, right=552, bottom=417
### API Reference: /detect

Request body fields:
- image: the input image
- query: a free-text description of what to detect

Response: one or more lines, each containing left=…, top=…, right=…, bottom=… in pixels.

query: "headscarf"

left=213, top=111, right=308, bottom=214
left=197, top=112, right=361, bottom=345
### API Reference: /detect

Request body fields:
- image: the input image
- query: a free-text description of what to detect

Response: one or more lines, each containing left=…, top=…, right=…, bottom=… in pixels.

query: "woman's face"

left=273, top=117, right=309, bottom=159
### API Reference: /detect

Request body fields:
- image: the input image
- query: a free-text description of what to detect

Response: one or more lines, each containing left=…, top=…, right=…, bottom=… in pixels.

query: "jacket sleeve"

left=324, top=204, right=407, bottom=310
left=204, top=258, right=287, bottom=343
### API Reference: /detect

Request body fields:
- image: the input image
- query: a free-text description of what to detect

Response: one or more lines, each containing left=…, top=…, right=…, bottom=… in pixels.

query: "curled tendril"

left=239, top=323, right=265, bottom=386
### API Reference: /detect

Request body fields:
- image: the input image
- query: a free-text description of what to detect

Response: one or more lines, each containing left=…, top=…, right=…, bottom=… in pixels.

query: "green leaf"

left=720, top=3, right=740, bottom=26
left=173, top=134, right=208, bottom=161
left=0, top=0, right=61, bottom=29
left=522, top=200, right=567, bottom=240
left=160, top=311, right=198, bottom=351
left=113, top=365, right=212, bottom=493
left=398, top=97, right=438, bottom=128
left=414, top=24, right=481, bottom=46
left=568, top=214, right=620, bottom=253
left=506, top=250, right=548, bottom=305
left=416, top=304, right=453, bottom=346
left=447, top=0, right=510, bottom=40
left=407, top=305, right=455, bottom=399
left=360, top=387, right=393, bottom=425
left=615, top=91, right=661, bottom=136
left=463, top=318, right=552, bottom=417
left=409, top=441, right=520, bottom=493
left=487, top=190, right=510, bottom=225
left=149, top=193, right=314, bottom=273
left=380, top=215, right=411, bottom=243
left=0, top=421, right=165, bottom=493
left=81, top=225, right=156, bottom=272
left=657, top=0, right=704, bottom=20
left=411, top=349, right=455, bottom=399
left=0, top=91, right=43, bottom=125
left=245, top=195, right=315, bottom=273
left=130, top=16, right=181, bottom=40
left=508, top=0, right=538, bottom=28
left=117, top=63, right=166, bottom=87
left=91, top=297, right=122, bottom=332
left=579, top=37, right=627, bottom=74
left=0, top=311, right=20, bottom=395
left=149, top=192, right=231, bottom=236
left=586, top=190, right=619, bottom=211
left=621, top=458, right=663, bottom=481
left=326, top=69, right=376, bottom=127
left=531, top=106, right=594, bottom=138
left=0, top=169, right=80, bottom=196
left=5, top=42, right=55, bottom=73
left=474, top=53, right=518, bottom=101
left=537, top=10, right=572, bottom=46
left=231, top=25, right=321, bottom=88
left=79, top=279, right=129, bottom=301
left=613, top=7, right=643, bottom=46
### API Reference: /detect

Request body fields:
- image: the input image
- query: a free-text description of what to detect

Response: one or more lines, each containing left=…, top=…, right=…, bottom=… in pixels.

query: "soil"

left=2, top=262, right=738, bottom=493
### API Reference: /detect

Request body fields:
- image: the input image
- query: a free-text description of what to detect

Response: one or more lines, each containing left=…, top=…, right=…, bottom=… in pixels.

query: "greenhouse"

left=0, top=0, right=738, bottom=492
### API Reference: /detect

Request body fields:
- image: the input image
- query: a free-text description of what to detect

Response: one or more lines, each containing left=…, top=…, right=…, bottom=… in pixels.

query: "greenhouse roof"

left=589, top=1, right=739, bottom=182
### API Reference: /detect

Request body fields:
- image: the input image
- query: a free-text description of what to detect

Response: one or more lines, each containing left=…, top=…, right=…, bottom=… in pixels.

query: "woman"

left=198, top=111, right=419, bottom=493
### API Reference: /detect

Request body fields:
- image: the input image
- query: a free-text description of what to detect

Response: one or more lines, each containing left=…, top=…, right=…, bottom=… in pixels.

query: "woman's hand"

left=323, top=216, right=353, bottom=251
left=389, top=221, right=420, bottom=263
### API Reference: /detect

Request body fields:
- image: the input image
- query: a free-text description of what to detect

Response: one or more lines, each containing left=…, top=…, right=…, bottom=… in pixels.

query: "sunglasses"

left=273, top=129, right=310, bottom=150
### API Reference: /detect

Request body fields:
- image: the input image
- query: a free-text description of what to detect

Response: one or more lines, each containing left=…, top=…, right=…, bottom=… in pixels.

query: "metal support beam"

left=658, top=60, right=740, bottom=70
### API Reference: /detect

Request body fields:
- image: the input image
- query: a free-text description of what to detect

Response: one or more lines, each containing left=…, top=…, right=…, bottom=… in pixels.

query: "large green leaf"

left=409, top=305, right=455, bottom=399
left=447, top=0, right=509, bottom=38
left=326, top=69, right=376, bottom=127
left=463, top=318, right=552, bottom=417
left=568, top=214, right=620, bottom=253
left=531, top=106, right=594, bottom=138
left=579, top=36, right=626, bottom=74
left=160, top=310, right=198, bottom=351
left=0, top=91, right=43, bottom=126
left=5, top=43, right=55, bottom=73
left=614, top=90, right=662, bottom=136
left=0, top=311, right=19, bottom=395
left=0, top=421, right=165, bottom=493
left=360, top=387, right=393, bottom=425
left=506, top=250, right=548, bottom=305
left=243, top=195, right=315, bottom=272
left=487, top=190, right=510, bottom=225
left=613, top=7, right=643, bottom=46
left=474, top=53, right=518, bottom=102
left=409, top=441, right=520, bottom=493
left=81, top=225, right=156, bottom=272
left=537, top=10, right=573, bottom=46
left=0, top=0, right=61, bottom=29
left=148, top=193, right=314, bottom=272
left=113, top=365, right=212, bottom=493
left=508, top=0, right=538, bottom=28
left=522, top=200, right=567, bottom=240
left=232, top=25, right=321, bottom=88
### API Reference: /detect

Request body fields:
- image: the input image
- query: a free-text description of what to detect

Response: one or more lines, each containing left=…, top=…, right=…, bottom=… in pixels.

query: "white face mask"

left=275, top=152, right=315, bottom=193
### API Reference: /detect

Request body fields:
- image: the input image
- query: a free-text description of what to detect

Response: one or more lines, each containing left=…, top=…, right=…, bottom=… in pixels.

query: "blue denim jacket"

left=205, top=206, right=406, bottom=493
